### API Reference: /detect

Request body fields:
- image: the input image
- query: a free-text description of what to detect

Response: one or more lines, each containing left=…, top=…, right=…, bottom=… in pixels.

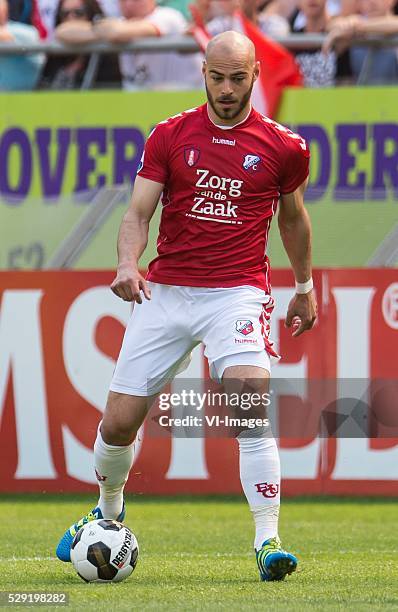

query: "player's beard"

left=205, top=76, right=255, bottom=122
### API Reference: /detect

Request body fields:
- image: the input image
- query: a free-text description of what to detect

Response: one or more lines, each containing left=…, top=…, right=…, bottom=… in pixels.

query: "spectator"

left=293, top=0, right=352, bottom=86
left=291, top=0, right=357, bottom=29
left=99, top=0, right=122, bottom=15
left=8, top=0, right=47, bottom=37
left=190, top=0, right=212, bottom=22
left=207, top=0, right=290, bottom=36
left=324, top=0, right=398, bottom=83
left=157, top=0, right=192, bottom=20
left=0, top=0, right=45, bottom=90
left=39, top=0, right=121, bottom=89
left=37, top=0, right=59, bottom=35
left=258, top=0, right=296, bottom=31
left=58, top=0, right=203, bottom=89
left=260, top=0, right=298, bottom=20
left=37, top=0, right=120, bottom=37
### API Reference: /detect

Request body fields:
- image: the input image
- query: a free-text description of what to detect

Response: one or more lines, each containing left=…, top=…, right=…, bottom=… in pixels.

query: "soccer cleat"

left=56, top=502, right=126, bottom=562
left=256, top=537, right=298, bottom=582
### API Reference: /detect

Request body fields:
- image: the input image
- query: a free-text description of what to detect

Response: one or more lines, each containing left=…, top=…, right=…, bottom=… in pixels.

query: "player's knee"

left=224, top=374, right=269, bottom=396
left=100, top=420, right=137, bottom=446
left=101, top=391, right=148, bottom=445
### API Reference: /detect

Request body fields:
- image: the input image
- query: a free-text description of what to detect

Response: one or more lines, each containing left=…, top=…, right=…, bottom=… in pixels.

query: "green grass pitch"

left=1, top=495, right=397, bottom=610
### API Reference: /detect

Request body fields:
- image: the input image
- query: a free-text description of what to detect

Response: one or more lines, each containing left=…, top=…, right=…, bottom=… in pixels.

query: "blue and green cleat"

left=256, top=537, right=298, bottom=582
left=56, top=503, right=126, bottom=562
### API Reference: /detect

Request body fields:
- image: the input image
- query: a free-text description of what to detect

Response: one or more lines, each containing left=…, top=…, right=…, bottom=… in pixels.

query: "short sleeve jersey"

left=138, top=104, right=310, bottom=292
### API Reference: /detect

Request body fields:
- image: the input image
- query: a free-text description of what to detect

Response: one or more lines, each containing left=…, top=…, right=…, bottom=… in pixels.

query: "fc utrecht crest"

left=184, top=147, right=201, bottom=167
left=236, top=320, right=254, bottom=335
left=243, top=154, right=261, bottom=172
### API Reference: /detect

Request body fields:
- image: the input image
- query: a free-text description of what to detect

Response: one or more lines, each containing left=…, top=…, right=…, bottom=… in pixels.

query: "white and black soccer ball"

left=70, top=519, right=139, bottom=583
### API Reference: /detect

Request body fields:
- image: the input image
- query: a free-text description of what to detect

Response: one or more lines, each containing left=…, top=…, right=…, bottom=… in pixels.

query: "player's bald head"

left=202, top=31, right=259, bottom=125
left=205, top=31, right=256, bottom=66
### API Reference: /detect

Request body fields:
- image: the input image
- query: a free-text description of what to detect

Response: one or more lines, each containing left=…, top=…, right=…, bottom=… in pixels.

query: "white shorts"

left=110, top=283, right=278, bottom=396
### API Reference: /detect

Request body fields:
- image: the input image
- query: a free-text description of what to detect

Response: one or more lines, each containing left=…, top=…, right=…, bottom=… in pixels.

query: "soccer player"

left=56, top=30, right=317, bottom=582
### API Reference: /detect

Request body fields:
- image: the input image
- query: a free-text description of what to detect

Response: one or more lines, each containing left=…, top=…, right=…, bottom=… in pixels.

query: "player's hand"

left=110, top=263, right=151, bottom=304
left=285, top=290, right=317, bottom=337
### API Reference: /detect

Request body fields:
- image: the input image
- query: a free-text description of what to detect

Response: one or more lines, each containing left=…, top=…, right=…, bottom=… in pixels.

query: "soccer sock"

left=237, top=425, right=281, bottom=550
left=251, top=504, right=280, bottom=550
left=94, top=425, right=135, bottom=519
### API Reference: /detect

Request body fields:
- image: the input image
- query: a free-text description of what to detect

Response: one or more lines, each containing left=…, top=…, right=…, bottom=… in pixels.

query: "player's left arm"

left=278, top=178, right=317, bottom=337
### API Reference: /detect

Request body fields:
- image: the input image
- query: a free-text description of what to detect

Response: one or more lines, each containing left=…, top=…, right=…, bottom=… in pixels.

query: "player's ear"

left=202, top=60, right=207, bottom=77
left=253, top=60, right=260, bottom=82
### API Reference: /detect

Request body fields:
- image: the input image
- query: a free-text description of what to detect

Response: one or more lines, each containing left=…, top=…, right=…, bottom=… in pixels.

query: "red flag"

left=189, top=6, right=303, bottom=118
left=32, top=0, right=48, bottom=40
left=189, top=4, right=211, bottom=52
left=237, top=12, right=303, bottom=117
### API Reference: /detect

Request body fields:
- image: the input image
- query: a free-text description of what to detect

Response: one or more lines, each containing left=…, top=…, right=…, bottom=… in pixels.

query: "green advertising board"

left=0, top=90, right=205, bottom=270
left=274, top=86, right=398, bottom=268
left=0, top=87, right=397, bottom=269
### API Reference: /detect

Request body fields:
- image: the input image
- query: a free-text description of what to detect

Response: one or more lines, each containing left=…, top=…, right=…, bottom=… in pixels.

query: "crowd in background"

left=0, top=0, right=397, bottom=91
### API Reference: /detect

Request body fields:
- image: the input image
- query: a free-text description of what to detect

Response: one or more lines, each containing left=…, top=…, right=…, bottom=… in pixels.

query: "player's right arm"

left=110, top=176, right=164, bottom=304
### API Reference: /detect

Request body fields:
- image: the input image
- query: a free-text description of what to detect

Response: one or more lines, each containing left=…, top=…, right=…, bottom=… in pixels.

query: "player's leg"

left=93, top=390, right=155, bottom=520
left=56, top=391, right=151, bottom=562
left=220, top=359, right=297, bottom=581
left=201, top=286, right=297, bottom=581
left=221, top=361, right=280, bottom=544
left=56, top=283, right=196, bottom=561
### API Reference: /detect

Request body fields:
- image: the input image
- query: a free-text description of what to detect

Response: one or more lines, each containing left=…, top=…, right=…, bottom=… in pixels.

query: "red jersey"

left=138, top=104, right=309, bottom=291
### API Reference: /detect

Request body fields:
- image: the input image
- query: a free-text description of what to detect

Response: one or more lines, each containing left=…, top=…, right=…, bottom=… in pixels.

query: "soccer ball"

left=70, top=519, right=139, bottom=583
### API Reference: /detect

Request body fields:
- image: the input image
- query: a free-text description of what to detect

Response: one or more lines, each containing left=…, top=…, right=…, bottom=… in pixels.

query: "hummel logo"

left=212, top=136, right=236, bottom=146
